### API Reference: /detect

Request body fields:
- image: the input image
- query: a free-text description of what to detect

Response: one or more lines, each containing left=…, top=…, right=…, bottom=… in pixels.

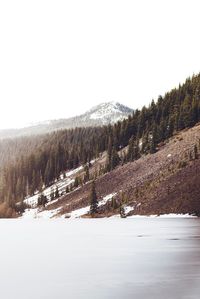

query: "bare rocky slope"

left=26, top=123, right=200, bottom=218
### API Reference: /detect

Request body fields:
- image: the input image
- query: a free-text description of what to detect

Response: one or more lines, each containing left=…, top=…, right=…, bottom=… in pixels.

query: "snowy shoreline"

left=20, top=212, right=198, bottom=220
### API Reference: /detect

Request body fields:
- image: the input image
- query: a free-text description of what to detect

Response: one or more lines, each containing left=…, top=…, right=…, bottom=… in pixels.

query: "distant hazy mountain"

left=0, top=101, right=133, bottom=139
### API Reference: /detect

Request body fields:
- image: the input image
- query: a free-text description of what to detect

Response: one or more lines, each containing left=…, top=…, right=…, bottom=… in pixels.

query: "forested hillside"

left=49, top=124, right=200, bottom=218
left=1, top=74, right=200, bottom=217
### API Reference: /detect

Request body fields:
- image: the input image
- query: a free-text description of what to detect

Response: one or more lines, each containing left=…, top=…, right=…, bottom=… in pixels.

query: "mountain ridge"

left=0, top=101, right=133, bottom=139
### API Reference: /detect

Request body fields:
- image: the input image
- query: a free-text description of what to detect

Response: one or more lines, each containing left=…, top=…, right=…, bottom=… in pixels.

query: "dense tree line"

left=0, top=134, right=47, bottom=169
left=107, top=74, right=200, bottom=168
left=0, top=127, right=108, bottom=207
left=1, top=73, right=200, bottom=215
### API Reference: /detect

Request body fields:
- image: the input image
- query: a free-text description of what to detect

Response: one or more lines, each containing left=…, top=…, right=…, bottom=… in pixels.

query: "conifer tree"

left=84, top=165, right=90, bottom=183
left=111, top=197, right=118, bottom=210
left=74, top=176, right=79, bottom=188
left=50, top=188, right=54, bottom=201
left=55, top=186, right=59, bottom=199
left=106, top=135, right=113, bottom=172
left=127, top=136, right=134, bottom=161
left=194, top=144, right=198, bottom=159
left=150, top=133, right=156, bottom=154
left=38, top=193, right=47, bottom=207
left=89, top=180, right=98, bottom=216
left=38, top=174, right=43, bottom=193
left=110, top=147, right=120, bottom=170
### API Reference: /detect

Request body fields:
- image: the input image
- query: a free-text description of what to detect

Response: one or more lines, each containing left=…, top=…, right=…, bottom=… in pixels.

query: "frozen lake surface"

left=0, top=218, right=200, bottom=299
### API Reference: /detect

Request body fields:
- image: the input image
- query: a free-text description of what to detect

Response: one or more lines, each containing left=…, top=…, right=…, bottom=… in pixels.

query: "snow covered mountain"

left=78, top=101, right=133, bottom=124
left=0, top=101, right=133, bottom=139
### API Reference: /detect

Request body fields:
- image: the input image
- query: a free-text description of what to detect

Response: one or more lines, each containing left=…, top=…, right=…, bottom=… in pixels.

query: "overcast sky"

left=0, top=0, right=200, bottom=129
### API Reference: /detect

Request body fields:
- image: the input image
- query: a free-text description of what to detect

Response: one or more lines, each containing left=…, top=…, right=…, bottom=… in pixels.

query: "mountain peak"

left=0, top=101, right=133, bottom=139
left=86, top=101, right=133, bottom=123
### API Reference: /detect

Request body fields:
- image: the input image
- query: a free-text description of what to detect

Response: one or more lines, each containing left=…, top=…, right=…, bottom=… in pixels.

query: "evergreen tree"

left=194, top=144, right=198, bottom=159
left=110, top=147, right=120, bottom=170
left=38, top=174, right=43, bottom=193
left=50, top=188, right=54, bottom=201
left=55, top=186, right=59, bottom=199
left=127, top=136, right=135, bottom=161
left=106, top=135, right=113, bottom=171
left=74, top=176, right=79, bottom=188
left=89, top=181, right=98, bottom=216
left=84, top=165, right=90, bottom=183
left=38, top=193, right=48, bottom=207
left=150, top=132, right=156, bottom=154
left=111, top=197, right=118, bottom=209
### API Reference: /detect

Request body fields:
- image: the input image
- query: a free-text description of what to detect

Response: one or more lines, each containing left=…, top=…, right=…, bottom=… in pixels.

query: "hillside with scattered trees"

left=1, top=73, right=200, bottom=217
left=46, top=123, right=200, bottom=218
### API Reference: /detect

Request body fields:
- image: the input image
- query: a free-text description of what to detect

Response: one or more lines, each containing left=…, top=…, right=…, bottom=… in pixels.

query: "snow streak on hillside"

left=22, top=192, right=117, bottom=219
left=24, top=165, right=84, bottom=208
left=63, top=193, right=117, bottom=219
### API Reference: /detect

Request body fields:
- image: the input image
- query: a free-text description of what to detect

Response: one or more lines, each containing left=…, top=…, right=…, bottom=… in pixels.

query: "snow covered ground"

left=124, top=205, right=135, bottom=214
left=22, top=163, right=198, bottom=220
left=130, top=213, right=197, bottom=218
left=0, top=218, right=200, bottom=299
left=23, top=188, right=197, bottom=219
left=111, top=213, right=197, bottom=219
left=22, top=192, right=117, bottom=219
left=21, top=207, right=61, bottom=219
left=24, top=165, right=84, bottom=207
left=64, top=193, right=117, bottom=218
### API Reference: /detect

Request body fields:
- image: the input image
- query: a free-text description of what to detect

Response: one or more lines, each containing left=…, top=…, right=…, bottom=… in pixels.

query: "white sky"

left=0, top=0, right=200, bottom=129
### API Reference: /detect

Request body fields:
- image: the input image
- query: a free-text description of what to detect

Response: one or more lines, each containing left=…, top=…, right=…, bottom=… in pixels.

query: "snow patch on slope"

left=24, top=165, right=83, bottom=207
left=64, top=193, right=117, bottom=219
left=21, top=207, right=61, bottom=219
left=22, top=193, right=117, bottom=219
left=124, top=206, right=135, bottom=214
